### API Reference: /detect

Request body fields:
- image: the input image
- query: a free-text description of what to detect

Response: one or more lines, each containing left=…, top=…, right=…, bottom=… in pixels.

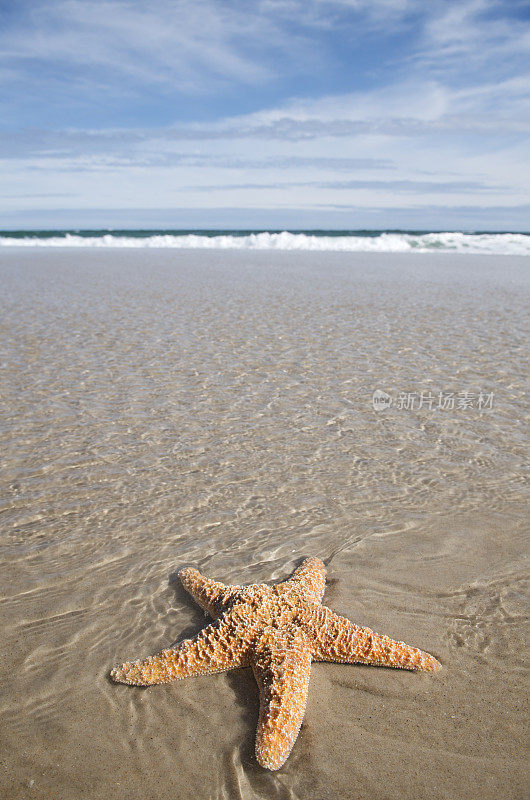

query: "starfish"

left=111, top=558, right=440, bottom=770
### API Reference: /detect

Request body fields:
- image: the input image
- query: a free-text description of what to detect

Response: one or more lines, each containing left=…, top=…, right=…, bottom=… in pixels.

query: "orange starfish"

left=111, top=558, right=440, bottom=770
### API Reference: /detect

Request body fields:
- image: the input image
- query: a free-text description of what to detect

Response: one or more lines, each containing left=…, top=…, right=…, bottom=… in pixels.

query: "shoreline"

left=0, top=249, right=527, bottom=799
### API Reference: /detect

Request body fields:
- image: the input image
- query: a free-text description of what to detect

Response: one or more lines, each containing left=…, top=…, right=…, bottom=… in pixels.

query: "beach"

left=0, top=247, right=527, bottom=800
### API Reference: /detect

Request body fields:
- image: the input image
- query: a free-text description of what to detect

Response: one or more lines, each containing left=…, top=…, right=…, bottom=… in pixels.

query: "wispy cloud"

left=218, top=75, right=530, bottom=138
left=184, top=179, right=509, bottom=194
left=1, top=0, right=529, bottom=226
left=419, top=0, right=530, bottom=72
left=2, top=0, right=285, bottom=92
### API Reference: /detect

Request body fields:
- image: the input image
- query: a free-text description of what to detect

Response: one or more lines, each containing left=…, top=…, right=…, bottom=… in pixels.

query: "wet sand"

left=0, top=248, right=528, bottom=799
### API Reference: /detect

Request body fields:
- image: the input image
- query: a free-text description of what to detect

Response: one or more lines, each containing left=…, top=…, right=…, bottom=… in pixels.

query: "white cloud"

left=1, top=0, right=310, bottom=93
left=1, top=0, right=529, bottom=225
left=1, top=69, right=528, bottom=217
left=417, top=0, right=530, bottom=79
left=209, top=72, right=530, bottom=138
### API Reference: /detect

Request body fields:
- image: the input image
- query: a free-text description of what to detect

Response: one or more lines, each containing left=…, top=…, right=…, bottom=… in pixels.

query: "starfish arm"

left=301, top=605, right=441, bottom=672
left=111, top=608, right=254, bottom=686
left=252, top=630, right=313, bottom=770
left=280, top=557, right=326, bottom=604
left=179, top=566, right=241, bottom=618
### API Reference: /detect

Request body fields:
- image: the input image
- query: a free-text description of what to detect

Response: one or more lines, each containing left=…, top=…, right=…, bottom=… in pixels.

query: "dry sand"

left=0, top=248, right=528, bottom=799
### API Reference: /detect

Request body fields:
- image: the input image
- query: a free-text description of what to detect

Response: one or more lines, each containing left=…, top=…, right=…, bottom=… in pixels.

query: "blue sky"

left=1, top=0, right=529, bottom=229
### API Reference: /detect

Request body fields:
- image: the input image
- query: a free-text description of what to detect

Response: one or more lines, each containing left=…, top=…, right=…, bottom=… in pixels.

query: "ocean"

left=1, top=228, right=530, bottom=254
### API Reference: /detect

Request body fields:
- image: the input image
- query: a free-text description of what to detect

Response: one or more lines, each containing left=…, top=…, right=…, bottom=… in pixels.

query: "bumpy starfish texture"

left=111, top=558, right=440, bottom=770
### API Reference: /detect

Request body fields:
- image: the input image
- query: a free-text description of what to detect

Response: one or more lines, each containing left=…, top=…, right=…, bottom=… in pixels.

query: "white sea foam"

left=1, top=230, right=529, bottom=255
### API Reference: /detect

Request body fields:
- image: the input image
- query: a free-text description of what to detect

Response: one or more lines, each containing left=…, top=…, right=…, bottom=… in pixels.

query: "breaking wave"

left=1, top=230, right=529, bottom=255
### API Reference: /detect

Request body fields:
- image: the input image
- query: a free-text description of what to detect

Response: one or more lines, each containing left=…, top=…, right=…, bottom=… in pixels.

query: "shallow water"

left=0, top=249, right=528, bottom=799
